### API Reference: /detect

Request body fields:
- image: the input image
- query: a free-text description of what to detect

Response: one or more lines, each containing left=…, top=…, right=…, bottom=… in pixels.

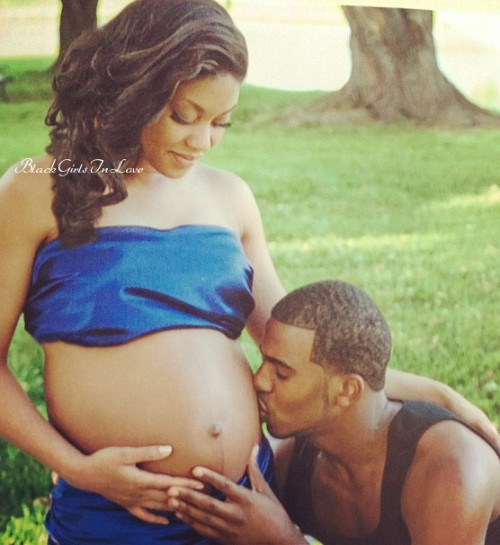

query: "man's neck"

left=304, top=394, right=402, bottom=538
left=310, top=393, right=401, bottom=474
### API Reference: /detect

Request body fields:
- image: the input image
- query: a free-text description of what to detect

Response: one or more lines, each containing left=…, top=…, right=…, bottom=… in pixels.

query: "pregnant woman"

left=1, top=2, right=281, bottom=542
left=0, top=1, right=494, bottom=544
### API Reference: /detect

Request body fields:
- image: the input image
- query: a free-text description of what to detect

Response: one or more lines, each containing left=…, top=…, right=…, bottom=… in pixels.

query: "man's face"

left=254, top=318, right=335, bottom=439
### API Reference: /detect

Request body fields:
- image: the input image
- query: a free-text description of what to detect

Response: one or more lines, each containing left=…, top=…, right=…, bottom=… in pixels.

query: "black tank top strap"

left=378, top=400, right=460, bottom=543
left=283, top=437, right=318, bottom=535
left=284, top=401, right=499, bottom=545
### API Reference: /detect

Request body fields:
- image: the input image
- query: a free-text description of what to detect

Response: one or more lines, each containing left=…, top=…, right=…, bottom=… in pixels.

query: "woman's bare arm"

left=386, top=368, right=498, bottom=446
left=0, top=163, right=200, bottom=524
left=232, top=176, right=285, bottom=344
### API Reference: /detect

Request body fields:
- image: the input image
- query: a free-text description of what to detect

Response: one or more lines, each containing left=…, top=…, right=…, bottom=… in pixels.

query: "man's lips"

left=257, top=397, right=268, bottom=417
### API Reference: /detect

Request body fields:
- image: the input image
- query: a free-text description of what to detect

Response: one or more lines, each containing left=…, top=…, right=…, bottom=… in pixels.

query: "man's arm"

left=402, top=421, right=500, bottom=545
left=167, top=445, right=309, bottom=545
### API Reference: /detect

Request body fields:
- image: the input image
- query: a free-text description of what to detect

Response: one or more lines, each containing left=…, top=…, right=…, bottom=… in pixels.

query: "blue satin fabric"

left=24, top=225, right=255, bottom=346
left=45, top=435, right=275, bottom=545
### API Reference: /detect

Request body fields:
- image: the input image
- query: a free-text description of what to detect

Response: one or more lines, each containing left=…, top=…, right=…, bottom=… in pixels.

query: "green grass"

left=0, top=58, right=499, bottom=540
left=0, top=57, right=53, bottom=104
left=0, top=324, right=51, bottom=535
left=214, top=122, right=499, bottom=411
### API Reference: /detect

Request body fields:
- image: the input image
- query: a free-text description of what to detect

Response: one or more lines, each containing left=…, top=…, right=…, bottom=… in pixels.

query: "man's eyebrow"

left=259, top=347, right=293, bottom=370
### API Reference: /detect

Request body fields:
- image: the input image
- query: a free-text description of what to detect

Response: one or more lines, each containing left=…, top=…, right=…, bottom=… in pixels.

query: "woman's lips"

left=171, top=151, right=201, bottom=167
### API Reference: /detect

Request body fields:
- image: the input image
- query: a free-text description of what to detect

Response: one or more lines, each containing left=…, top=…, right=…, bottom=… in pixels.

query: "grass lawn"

left=0, top=58, right=498, bottom=541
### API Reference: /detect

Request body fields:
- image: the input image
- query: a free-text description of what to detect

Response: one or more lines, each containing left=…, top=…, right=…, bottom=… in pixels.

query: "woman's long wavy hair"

left=46, top=0, right=248, bottom=247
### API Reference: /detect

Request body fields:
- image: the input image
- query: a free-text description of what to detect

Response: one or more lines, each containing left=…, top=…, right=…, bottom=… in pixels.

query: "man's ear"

left=335, top=374, right=364, bottom=409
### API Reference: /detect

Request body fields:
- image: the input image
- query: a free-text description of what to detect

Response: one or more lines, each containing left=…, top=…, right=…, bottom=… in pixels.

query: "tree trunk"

left=293, top=7, right=500, bottom=127
left=55, top=0, right=99, bottom=68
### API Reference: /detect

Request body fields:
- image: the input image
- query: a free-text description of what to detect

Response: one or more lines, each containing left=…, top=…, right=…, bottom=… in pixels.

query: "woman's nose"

left=186, top=123, right=213, bottom=151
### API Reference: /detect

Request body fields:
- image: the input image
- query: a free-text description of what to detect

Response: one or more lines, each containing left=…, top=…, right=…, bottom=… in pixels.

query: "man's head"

left=254, top=280, right=392, bottom=438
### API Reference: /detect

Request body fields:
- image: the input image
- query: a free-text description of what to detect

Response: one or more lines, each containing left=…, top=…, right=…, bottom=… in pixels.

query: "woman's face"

left=139, top=73, right=240, bottom=178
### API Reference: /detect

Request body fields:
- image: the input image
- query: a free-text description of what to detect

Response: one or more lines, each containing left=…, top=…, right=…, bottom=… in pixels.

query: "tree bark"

left=55, top=0, right=99, bottom=68
left=291, top=7, right=500, bottom=127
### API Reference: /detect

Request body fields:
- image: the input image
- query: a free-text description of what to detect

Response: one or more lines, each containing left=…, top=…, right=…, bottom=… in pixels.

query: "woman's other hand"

left=68, top=445, right=204, bottom=524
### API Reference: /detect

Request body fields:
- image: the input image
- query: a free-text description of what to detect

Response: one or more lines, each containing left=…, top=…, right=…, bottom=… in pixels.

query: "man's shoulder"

left=400, top=418, right=500, bottom=543
left=415, top=418, right=498, bottom=466
left=396, top=400, right=498, bottom=464
left=403, top=418, right=499, bottom=517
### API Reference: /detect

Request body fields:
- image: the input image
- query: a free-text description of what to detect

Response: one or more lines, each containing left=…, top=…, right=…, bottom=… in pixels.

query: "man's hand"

left=69, top=445, right=204, bottom=524
left=167, top=445, right=308, bottom=544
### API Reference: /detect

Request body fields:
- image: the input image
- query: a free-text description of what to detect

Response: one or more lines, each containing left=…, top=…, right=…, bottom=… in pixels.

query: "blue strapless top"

left=23, top=225, right=255, bottom=346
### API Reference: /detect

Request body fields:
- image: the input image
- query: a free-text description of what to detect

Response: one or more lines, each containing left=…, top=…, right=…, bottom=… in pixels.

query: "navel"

left=208, top=422, right=223, bottom=439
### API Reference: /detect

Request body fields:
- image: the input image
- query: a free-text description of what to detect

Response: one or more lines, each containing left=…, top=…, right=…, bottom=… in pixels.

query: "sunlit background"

left=1, top=0, right=500, bottom=108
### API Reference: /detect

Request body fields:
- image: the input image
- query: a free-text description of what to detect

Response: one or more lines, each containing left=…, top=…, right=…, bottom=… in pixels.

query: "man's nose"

left=253, top=362, right=272, bottom=393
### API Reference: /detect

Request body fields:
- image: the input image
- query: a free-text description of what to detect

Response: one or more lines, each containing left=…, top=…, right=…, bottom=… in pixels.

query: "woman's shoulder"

left=201, top=163, right=255, bottom=205
left=1, top=155, right=54, bottom=192
left=0, top=155, right=57, bottom=240
left=190, top=163, right=262, bottom=238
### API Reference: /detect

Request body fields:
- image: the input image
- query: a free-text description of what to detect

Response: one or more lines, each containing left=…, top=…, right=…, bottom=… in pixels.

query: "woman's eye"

left=213, top=120, right=232, bottom=129
left=170, top=111, right=193, bottom=125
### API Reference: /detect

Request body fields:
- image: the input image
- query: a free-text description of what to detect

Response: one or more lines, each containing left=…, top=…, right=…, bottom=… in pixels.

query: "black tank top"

left=284, top=400, right=500, bottom=545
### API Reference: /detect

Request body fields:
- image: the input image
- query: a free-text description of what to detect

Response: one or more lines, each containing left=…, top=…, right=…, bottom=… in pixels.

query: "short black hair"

left=271, top=280, right=391, bottom=390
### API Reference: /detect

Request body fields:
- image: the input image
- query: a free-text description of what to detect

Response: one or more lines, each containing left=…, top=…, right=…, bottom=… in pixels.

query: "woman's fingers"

left=127, top=506, right=170, bottom=525
left=164, top=475, right=205, bottom=489
left=115, top=444, right=173, bottom=464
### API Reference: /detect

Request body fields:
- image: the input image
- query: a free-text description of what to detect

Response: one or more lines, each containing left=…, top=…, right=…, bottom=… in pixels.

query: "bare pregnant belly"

left=43, top=329, right=261, bottom=482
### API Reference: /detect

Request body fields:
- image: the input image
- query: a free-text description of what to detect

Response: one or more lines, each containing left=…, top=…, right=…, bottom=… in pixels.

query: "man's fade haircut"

left=271, top=280, right=391, bottom=390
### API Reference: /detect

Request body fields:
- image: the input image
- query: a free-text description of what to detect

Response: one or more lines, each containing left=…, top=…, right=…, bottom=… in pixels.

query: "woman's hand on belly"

left=68, top=444, right=204, bottom=524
